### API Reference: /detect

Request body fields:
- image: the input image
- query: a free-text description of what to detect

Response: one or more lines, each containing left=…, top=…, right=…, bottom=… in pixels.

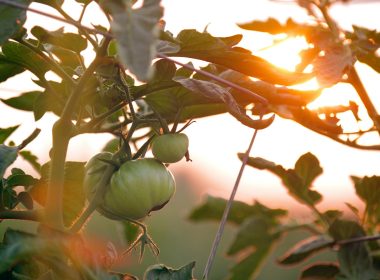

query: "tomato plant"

left=0, top=0, right=380, bottom=279
left=151, top=133, right=189, bottom=163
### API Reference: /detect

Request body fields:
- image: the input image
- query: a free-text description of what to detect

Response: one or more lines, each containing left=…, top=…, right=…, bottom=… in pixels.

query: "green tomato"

left=151, top=133, right=189, bottom=163
left=83, top=152, right=113, bottom=199
left=84, top=155, right=175, bottom=220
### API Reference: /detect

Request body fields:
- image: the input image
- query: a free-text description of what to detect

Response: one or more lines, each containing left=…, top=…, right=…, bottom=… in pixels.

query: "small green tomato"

left=151, top=133, right=189, bottom=163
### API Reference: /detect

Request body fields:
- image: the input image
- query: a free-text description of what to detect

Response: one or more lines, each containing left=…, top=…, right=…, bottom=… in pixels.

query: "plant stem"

left=18, top=128, right=41, bottom=150
left=45, top=39, right=111, bottom=230
left=202, top=123, right=261, bottom=280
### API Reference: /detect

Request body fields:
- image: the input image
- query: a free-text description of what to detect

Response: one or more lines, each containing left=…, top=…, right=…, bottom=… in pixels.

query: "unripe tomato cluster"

left=83, top=132, right=189, bottom=221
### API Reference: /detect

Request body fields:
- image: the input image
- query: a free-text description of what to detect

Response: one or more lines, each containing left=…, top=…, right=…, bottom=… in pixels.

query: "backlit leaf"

left=104, top=0, right=163, bottom=81
left=294, top=152, right=323, bottom=189
left=19, top=150, right=41, bottom=173
left=1, top=91, right=40, bottom=111
left=0, top=125, right=19, bottom=144
left=278, top=236, right=333, bottom=265
left=0, top=55, right=25, bottom=82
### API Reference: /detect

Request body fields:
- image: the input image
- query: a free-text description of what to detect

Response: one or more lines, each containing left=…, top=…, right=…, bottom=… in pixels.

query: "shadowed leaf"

left=1, top=91, right=40, bottom=111
left=0, top=125, right=19, bottom=144
left=144, top=261, right=195, bottom=280
left=300, top=263, right=340, bottom=280
left=0, top=0, right=29, bottom=45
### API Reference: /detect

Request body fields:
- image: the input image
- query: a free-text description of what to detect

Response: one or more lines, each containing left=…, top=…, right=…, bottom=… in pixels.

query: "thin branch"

left=202, top=116, right=262, bottom=280
left=18, top=128, right=41, bottom=150
left=337, top=234, right=380, bottom=246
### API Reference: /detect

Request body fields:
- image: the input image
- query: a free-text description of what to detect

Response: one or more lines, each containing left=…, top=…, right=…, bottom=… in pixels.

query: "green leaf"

left=229, top=245, right=271, bottom=280
left=1, top=41, right=49, bottom=77
left=294, top=152, right=323, bottom=189
left=17, top=191, right=34, bottom=209
left=102, top=138, right=120, bottom=153
left=329, top=219, right=378, bottom=280
left=144, top=261, right=195, bottom=280
left=103, top=0, right=163, bottom=81
left=0, top=55, right=25, bottom=82
left=351, top=176, right=380, bottom=207
left=189, top=196, right=286, bottom=225
left=300, top=263, right=340, bottom=280
left=0, top=125, right=19, bottom=144
left=174, top=77, right=274, bottom=129
left=278, top=236, right=333, bottom=265
left=19, top=150, right=41, bottom=173
left=1, top=91, right=40, bottom=111
left=0, top=0, right=29, bottom=45
left=6, top=173, right=36, bottom=188
left=0, top=145, right=18, bottom=178
left=240, top=154, right=322, bottom=206
left=30, top=161, right=86, bottom=226
left=31, top=26, right=87, bottom=53
left=227, top=217, right=280, bottom=256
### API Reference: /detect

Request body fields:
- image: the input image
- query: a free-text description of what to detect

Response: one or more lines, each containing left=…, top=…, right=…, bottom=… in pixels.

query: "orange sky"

left=1, top=0, right=380, bottom=213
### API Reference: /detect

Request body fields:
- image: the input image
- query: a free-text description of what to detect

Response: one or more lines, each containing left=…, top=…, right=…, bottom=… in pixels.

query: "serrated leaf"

left=1, top=91, right=40, bottom=111
left=144, top=261, right=195, bottom=280
left=19, top=150, right=41, bottom=173
left=227, top=217, right=280, bottom=256
left=229, top=245, right=271, bottom=280
left=174, top=77, right=274, bottom=129
left=2, top=41, right=49, bottom=77
left=294, top=152, right=323, bottom=188
left=0, top=145, right=18, bottom=178
left=104, top=0, right=163, bottom=81
left=0, top=125, right=19, bottom=144
left=300, top=263, right=340, bottom=280
left=0, top=0, right=29, bottom=45
left=30, top=161, right=86, bottom=226
left=0, top=55, right=25, bottom=82
left=189, top=196, right=286, bottom=225
left=278, top=236, right=333, bottom=265
left=313, top=46, right=354, bottom=87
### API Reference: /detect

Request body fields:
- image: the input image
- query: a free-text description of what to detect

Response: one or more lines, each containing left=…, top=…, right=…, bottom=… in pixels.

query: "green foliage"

left=0, top=125, right=19, bottom=144
left=0, top=145, right=19, bottom=178
left=1, top=91, right=40, bottom=111
left=300, top=263, right=340, bottom=280
left=30, top=161, right=86, bottom=226
left=143, top=262, right=195, bottom=280
left=102, top=0, right=163, bottom=81
left=0, top=0, right=29, bottom=45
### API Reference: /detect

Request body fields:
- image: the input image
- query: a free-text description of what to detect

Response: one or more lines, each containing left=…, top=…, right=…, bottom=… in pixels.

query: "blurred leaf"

left=240, top=154, right=322, bottom=206
left=351, top=176, right=380, bottom=207
left=0, top=55, right=25, bottom=82
left=34, top=0, right=64, bottom=7
left=0, top=145, right=18, bottom=178
left=322, top=210, right=343, bottom=225
left=238, top=18, right=310, bottom=36
left=189, top=196, right=286, bottom=225
left=17, top=191, right=34, bottom=210
left=278, top=236, right=333, bottom=265
left=144, top=261, right=195, bottom=280
left=19, top=150, right=41, bottom=174
left=313, top=46, right=354, bottom=87
left=174, top=77, right=274, bottom=129
left=123, top=221, right=140, bottom=245
left=103, top=0, right=163, bottom=81
left=6, top=173, right=36, bottom=188
left=0, top=0, right=29, bottom=45
left=227, top=217, right=280, bottom=256
left=300, top=263, right=340, bottom=280
left=356, top=51, right=380, bottom=73
left=0, top=125, right=19, bottom=144
left=1, top=91, right=40, bottom=111
left=329, top=219, right=378, bottom=280
left=156, top=40, right=180, bottom=54
left=30, top=161, right=86, bottom=226
left=3, top=186, right=18, bottom=209
left=31, top=26, right=87, bottom=53
left=173, top=29, right=312, bottom=86
left=294, top=152, right=323, bottom=189
left=345, top=202, right=360, bottom=218
left=1, top=41, right=49, bottom=77
left=229, top=245, right=271, bottom=280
